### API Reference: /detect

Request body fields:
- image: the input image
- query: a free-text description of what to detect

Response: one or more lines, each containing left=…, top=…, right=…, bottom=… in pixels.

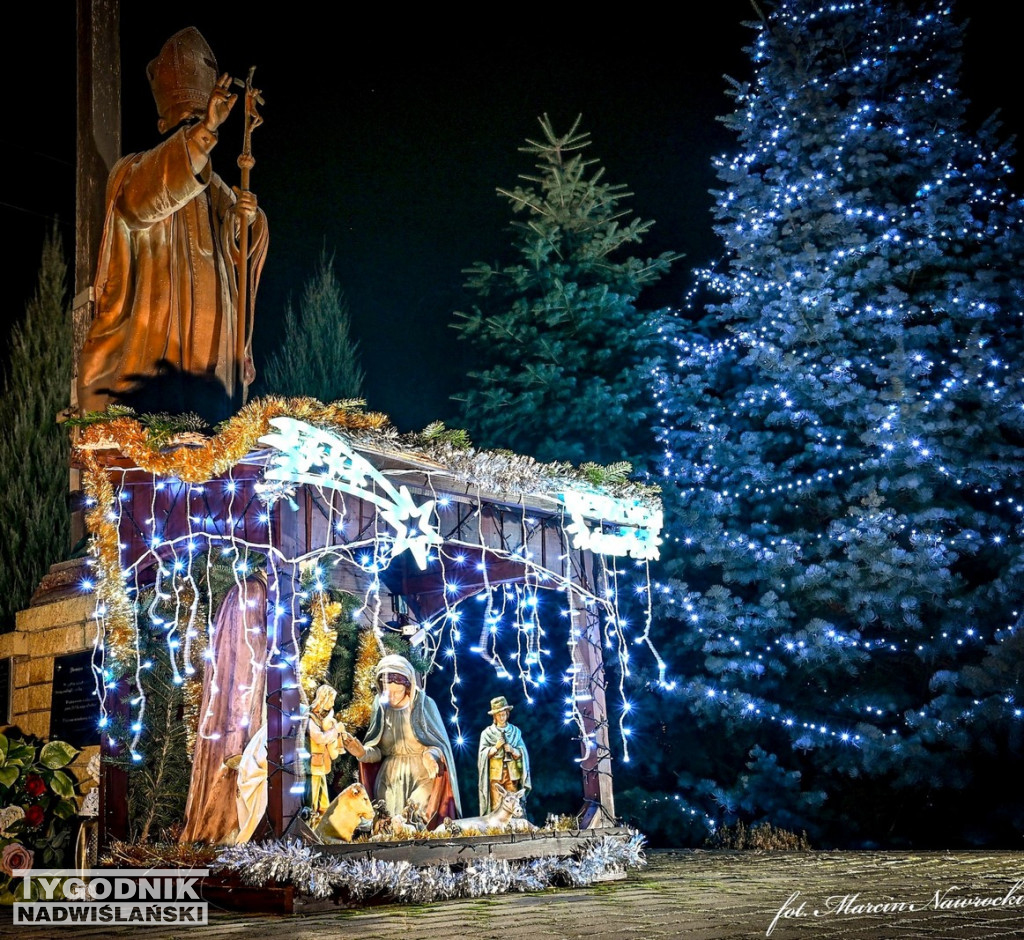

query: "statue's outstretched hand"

left=422, top=750, right=439, bottom=778
left=340, top=728, right=366, bottom=759
left=243, top=353, right=256, bottom=386
left=205, top=72, right=237, bottom=133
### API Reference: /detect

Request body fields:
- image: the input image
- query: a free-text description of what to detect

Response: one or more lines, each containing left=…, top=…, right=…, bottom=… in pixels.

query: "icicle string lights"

left=75, top=403, right=665, bottom=779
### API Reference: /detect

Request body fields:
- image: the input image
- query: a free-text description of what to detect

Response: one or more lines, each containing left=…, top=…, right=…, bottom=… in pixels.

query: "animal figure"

left=389, top=813, right=422, bottom=839
left=314, top=782, right=375, bottom=843
left=442, top=785, right=537, bottom=835
left=370, top=798, right=428, bottom=841
left=391, top=799, right=429, bottom=838
left=370, top=799, right=392, bottom=839
left=505, top=813, right=540, bottom=834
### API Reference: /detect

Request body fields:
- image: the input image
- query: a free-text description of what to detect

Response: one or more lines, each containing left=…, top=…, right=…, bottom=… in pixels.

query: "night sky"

left=5, top=4, right=1021, bottom=431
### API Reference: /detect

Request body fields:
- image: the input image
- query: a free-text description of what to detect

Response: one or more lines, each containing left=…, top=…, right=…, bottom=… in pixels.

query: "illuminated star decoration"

left=379, top=486, right=441, bottom=569
left=558, top=489, right=663, bottom=560
left=258, top=417, right=441, bottom=570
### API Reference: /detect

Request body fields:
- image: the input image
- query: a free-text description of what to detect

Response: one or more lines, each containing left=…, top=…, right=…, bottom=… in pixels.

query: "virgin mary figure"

left=340, top=653, right=460, bottom=828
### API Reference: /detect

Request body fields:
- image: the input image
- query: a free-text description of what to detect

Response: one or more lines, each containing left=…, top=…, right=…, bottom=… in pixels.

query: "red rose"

left=24, top=774, right=46, bottom=798
left=23, top=805, right=45, bottom=828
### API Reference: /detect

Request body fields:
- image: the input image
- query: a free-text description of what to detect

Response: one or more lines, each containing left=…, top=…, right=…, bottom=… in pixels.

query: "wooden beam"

left=265, top=509, right=303, bottom=836
left=72, top=0, right=121, bottom=544
left=97, top=678, right=129, bottom=848
left=571, top=551, right=616, bottom=827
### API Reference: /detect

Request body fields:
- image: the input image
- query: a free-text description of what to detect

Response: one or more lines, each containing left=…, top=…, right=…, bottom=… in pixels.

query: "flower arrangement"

left=0, top=734, right=80, bottom=903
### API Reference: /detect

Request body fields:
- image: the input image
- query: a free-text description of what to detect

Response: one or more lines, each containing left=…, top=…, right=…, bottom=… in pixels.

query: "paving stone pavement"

left=3, top=849, right=1024, bottom=939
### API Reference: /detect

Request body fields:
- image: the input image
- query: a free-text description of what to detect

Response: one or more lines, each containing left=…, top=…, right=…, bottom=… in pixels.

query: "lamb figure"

left=442, top=784, right=538, bottom=835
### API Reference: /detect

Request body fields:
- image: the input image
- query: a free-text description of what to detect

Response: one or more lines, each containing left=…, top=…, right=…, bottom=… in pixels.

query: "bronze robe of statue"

left=77, top=122, right=268, bottom=414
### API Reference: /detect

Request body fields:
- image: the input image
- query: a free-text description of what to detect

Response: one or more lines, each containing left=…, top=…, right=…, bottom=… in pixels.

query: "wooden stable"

left=74, top=411, right=660, bottom=851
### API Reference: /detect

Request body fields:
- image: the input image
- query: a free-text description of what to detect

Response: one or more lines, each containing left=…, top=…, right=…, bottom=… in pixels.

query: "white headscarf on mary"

left=355, top=654, right=462, bottom=827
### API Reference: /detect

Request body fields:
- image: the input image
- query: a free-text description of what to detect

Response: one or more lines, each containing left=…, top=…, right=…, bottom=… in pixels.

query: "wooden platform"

left=203, top=827, right=634, bottom=914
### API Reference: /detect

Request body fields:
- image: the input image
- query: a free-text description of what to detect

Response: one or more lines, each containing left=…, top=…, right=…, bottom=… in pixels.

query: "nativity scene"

left=64, top=24, right=661, bottom=909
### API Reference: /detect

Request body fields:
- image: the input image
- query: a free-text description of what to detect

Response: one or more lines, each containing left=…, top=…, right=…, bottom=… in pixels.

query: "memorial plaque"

left=51, top=650, right=100, bottom=748
left=0, top=657, right=10, bottom=725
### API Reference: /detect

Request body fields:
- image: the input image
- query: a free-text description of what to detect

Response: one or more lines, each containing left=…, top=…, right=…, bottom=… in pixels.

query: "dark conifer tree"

left=0, top=227, right=71, bottom=629
left=635, top=0, right=1024, bottom=847
left=452, top=115, right=679, bottom=468
left=259, top=248, right=365, bottom=404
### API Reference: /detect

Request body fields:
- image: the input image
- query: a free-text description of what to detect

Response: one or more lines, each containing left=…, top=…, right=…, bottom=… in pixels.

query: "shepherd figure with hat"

left=477, top=695, right=532, bottom=815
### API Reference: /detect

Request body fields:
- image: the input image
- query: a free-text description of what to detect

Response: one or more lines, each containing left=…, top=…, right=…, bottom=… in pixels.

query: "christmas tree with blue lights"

left=638, top=0, right=1024, bottom=846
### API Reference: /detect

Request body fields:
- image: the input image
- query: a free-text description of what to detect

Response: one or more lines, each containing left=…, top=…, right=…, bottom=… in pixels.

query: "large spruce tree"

left=452, top=115, right=679, bottom=467
left=259, top=248, right=365, bottom=404
left=0, top=227, right=71, bottom=629
left=634, top=0, right=1024, bottom=847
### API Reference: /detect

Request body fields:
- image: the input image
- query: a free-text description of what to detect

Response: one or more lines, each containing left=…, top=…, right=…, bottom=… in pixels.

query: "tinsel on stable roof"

left=70, top=395, right=662, bottom=512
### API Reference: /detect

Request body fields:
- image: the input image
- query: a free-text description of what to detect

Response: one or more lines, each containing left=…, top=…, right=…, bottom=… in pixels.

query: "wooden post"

left=265, top=505, right=303, bottom=836
left=570, top=550, right=617, bottom=827
left=72, top=0, right=121, bottom=546
left=75, top=0, right=120, bottom=307
left=98, top=678, right=129, bottom=848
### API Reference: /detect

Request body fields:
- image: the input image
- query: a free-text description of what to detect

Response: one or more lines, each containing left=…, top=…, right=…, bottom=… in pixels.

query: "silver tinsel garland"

left=343, top=427, right=660, bottom=504
left=214, top=832, right=646, bottom=904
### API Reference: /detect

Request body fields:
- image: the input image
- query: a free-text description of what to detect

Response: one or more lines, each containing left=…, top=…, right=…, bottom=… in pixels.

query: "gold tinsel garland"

left=82, top=457, right=135, bottom=674
left=297, top=592, right=344, bottom=701
left=77, top=396, right=391, bottom=483
left=76, top=398, right=390, bottom=673
left=337, top=628, right=383, bottom=733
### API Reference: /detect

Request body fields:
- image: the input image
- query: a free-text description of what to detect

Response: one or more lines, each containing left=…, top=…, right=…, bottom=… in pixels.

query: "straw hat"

left=488, top=696, right=513, bottom=715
